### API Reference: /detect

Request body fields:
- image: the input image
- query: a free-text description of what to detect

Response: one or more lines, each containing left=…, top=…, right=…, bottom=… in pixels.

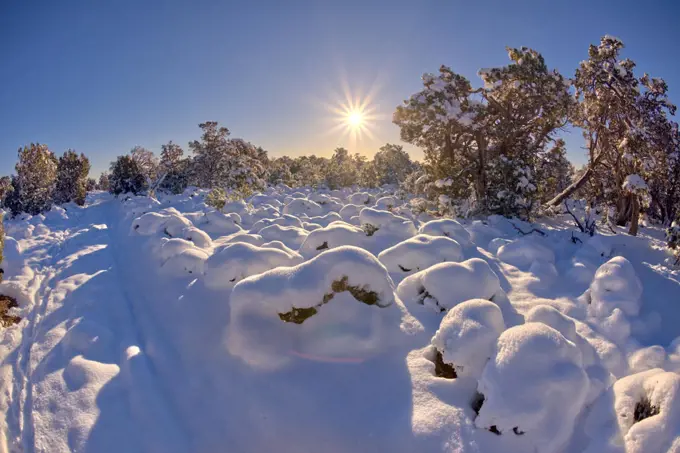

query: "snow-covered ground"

left=1, top=187, right=680, bottom=453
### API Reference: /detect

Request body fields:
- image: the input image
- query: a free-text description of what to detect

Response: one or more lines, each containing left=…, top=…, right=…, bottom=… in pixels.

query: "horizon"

left=1, top=0, right=678, bottom=176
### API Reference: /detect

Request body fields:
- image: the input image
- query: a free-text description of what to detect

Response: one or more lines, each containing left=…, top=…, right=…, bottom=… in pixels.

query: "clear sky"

left=1, top=0, right=678, bottom=176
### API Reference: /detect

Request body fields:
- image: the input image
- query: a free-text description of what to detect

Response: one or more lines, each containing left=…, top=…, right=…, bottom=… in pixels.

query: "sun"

left=347, top=111, right=364, bottom=127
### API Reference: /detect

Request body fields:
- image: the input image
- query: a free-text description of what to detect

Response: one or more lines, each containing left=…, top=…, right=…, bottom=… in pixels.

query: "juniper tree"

left=157, top=141, right=190, bottom=194
left=98, top=173, right=110, bottom=192
left=109, top=155, right=148, bottom=195
left=373, top=144, right=415, bottom=185
left=54, top=150, right=91, bottom=205
left=13, top=143, right=58, bottom=215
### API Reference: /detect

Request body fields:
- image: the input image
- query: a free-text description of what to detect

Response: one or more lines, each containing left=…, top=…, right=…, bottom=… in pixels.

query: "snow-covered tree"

left=98, top=173, right=110, bottom=192
left=205, top=188, right=227, bottom=210
left=130, top=146, right=159, bottom=188
left=86, top=178, right=97, bottom=192
left=267, top=157, right=294, bottom=186
left=189, top=122, right=266, bottom=191
left=157, top=141, right=190, bottom=194
left=0, top=176, right=11, bottom=207
left=289, top=155, right=328, bottom=187
left=12, top=143, right=58, bottom=215
left=547, top=36, right=678, bottom=232
left=54, top=150, right=91, bottom=206
left=536, top=139, right=573, bottom=203
left=109, top=155, right=148, bottom=195
left=325, top=148, right=359, bottom=189
left=373, top=143, right=415, bottom=185
left=394, top=47, right=572, bottom=218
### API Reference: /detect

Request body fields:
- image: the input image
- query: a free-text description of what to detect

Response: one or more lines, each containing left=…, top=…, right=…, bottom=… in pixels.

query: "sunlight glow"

left=347, top=111, right=364, bottom=127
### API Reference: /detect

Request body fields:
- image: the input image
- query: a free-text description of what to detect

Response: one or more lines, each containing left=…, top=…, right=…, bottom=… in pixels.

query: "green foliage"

left=55, top=150, right=91, bottom=206
left=109, top=155, right=148, bottom=195
left=205, top=188, right=227, bottom=210
left=13, top=143, right=58, bottom=216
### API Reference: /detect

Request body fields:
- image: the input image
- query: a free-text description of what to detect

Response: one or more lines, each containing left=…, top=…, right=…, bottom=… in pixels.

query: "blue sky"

left=1, top=0, right=678, bottom=176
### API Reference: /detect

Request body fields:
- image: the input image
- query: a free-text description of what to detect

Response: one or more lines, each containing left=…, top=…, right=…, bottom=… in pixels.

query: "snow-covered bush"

left=430, top=299, right=505, bottom=378
left=257, top=224, right=309, bottom=249
left=200, top=210, right=243, bottom=236
left=298, top=223, right=367, bottom=258
left=54, top=150, right=91, bottom=206
left=109, top=155, right=148, bottom=196
left=358, top=207, right=416, bottom=242
left=282, top=198, right=323, bottom=217
left=377, top=234, right=463, bottom=275
left=396, top=258, right=502, bottom=330
left=584, top=368, right=680, bottom=453
left=12, top=143, right=58, bottom=215
left=417, top=219, right=471, bottom=246
left=496, top=237, right=555, bottom=268
left=476, top=323, right=589, bottom=453
left=227, top=246, right=400, bottom=370
left=666, top=221, right=680, bottom=265
left=588, top=256, right=643, bottom=318
left=205, top=188, right=227, bottom=210
left=204, top=242, right=303, bottom=290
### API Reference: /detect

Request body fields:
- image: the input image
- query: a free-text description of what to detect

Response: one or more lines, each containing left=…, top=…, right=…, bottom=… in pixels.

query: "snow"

left=622, top=174, right=648, bottom=193
left=431, top=299, right=505, bottom=377
left=227, top=246, right=400, bottom=370
left=377, top=234, right=464, bottom=276
left=476, top=323, right=589, bottom=453
left=418, top=219, right=472, bottom=246
left=3, top=187, right=680, bottom=453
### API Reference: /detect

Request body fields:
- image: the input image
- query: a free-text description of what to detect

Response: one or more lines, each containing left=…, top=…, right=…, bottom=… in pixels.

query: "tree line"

left=0, top=35, right=678, bottom=239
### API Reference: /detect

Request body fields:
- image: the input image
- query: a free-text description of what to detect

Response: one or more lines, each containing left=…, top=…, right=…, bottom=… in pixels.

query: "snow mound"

left=497, top=237, right=555, bottom=268
left=306, top=212, right=343, bottom=227
left=628, top=345, right=667, bottom=373
left=297, top=223, right=367, bottom=258
left=359, top=207, right=417, bottom=243
left=374, top=196, right=399, bottom=210
left=589, top=256, right=643, bottom=317
left=418, top=219, right=471, bottom=246
left=200, top=210, right=243, bottom=236
left=396, top=258, right=502, bottom=329
left=250, top=214, right=303, bottom=232
left=204, top=242, right=303, bottom=290
left=348, top=192, right=374, bottom=205
left=257, top=224, right=309, bottom=249
left=338, top=204, right=363, bottom=222
left=160, top=247, right=208, bottom=276
left=431, top=299, right=505, bottom=377
left=476, top=323, right=589, bottom=453
left=282, top=198, right=323, bottom=217
left=585, top=368, right=680, bottom=453
left=377, top=234, right=464, bottom=275
left=227, top=246, right=400, bottom=370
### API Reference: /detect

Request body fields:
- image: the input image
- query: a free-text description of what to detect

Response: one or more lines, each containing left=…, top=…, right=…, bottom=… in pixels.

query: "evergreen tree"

left=54, top=150, right=91, bottom=206
left=0, top=176, right=12, bottom=207
left=325, top=148, right=359, bottom=189
left=189, top=122, right=232, bottom=189
left=13, top=143, right=58, bottom=215
left=157, top=141, right=190, bottom=194
left=86, top=178, right=97, bottom=192
left=98, top=173, right=110, bottom=192
left=109, top=155, right=148, bottom=195
left=130, top=146, right=159, bottom=187
left=373, top=144, right=415, bottom=185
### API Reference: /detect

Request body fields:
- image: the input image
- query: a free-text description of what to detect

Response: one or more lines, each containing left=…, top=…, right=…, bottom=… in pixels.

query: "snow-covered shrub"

left=628, top=346, right=667, bottom=373
left=250, top=214, right=303, bottom=232
left=0, top=214, right=4, bottom=283
left=12, top=143, right=58, bottom=215
left=496, top=237, right=555, bottom=268
left=160, top=247, right=208, bottom=276
left=257, top=224, right=309, bottom=249
left=476, top=323, right=589, bottom=453
left=377, top=234, right=463, bottom=275
left=374, top=196, right=399, bottom=211
left=298, top=223, right=367, bottom=258
left=584, top=368, right=680, bottom=453
left=588, top=256, right=643, bottom=317
left=282, top=198, right=323, bottom=217
left=54, top=150, right=91, bottom=206
left=200, top=210, right=243, bottom=236
left=430, top=299, right=505, bottom=378
left=305, top=212, right=342, bottom=227
left=417, top=219, right=471, bottom=246
left=348, top=192, right=374, bottom=205
left=338, top=204, right=363, bottom=222
left=358, top=207, right=416, bottom=241
left=203, top=242, right=303, bottom=290
left=227, top=246, right=399, bottom=370
left=109, top=154, right=148, bottom=196
left=666, top=221, right=680, bottom=265
left=205, top=188, right=227, bottom=210
left=396, top=258, right=502, bottom=327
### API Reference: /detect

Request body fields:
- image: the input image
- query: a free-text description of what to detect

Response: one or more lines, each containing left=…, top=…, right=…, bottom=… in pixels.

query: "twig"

left=571, top=232, right=583, bottom=244
left=564, top=200, right=585, bottom=232
left=509, top=221, right=546, bottom=236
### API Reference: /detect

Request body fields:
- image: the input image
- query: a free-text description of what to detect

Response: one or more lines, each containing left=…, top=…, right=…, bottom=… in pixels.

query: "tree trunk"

left=616, top=193, right=632, bottom=226
left=628, top=195, right=640, bottom=236
left=545, top=165, right=594, bottom=207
